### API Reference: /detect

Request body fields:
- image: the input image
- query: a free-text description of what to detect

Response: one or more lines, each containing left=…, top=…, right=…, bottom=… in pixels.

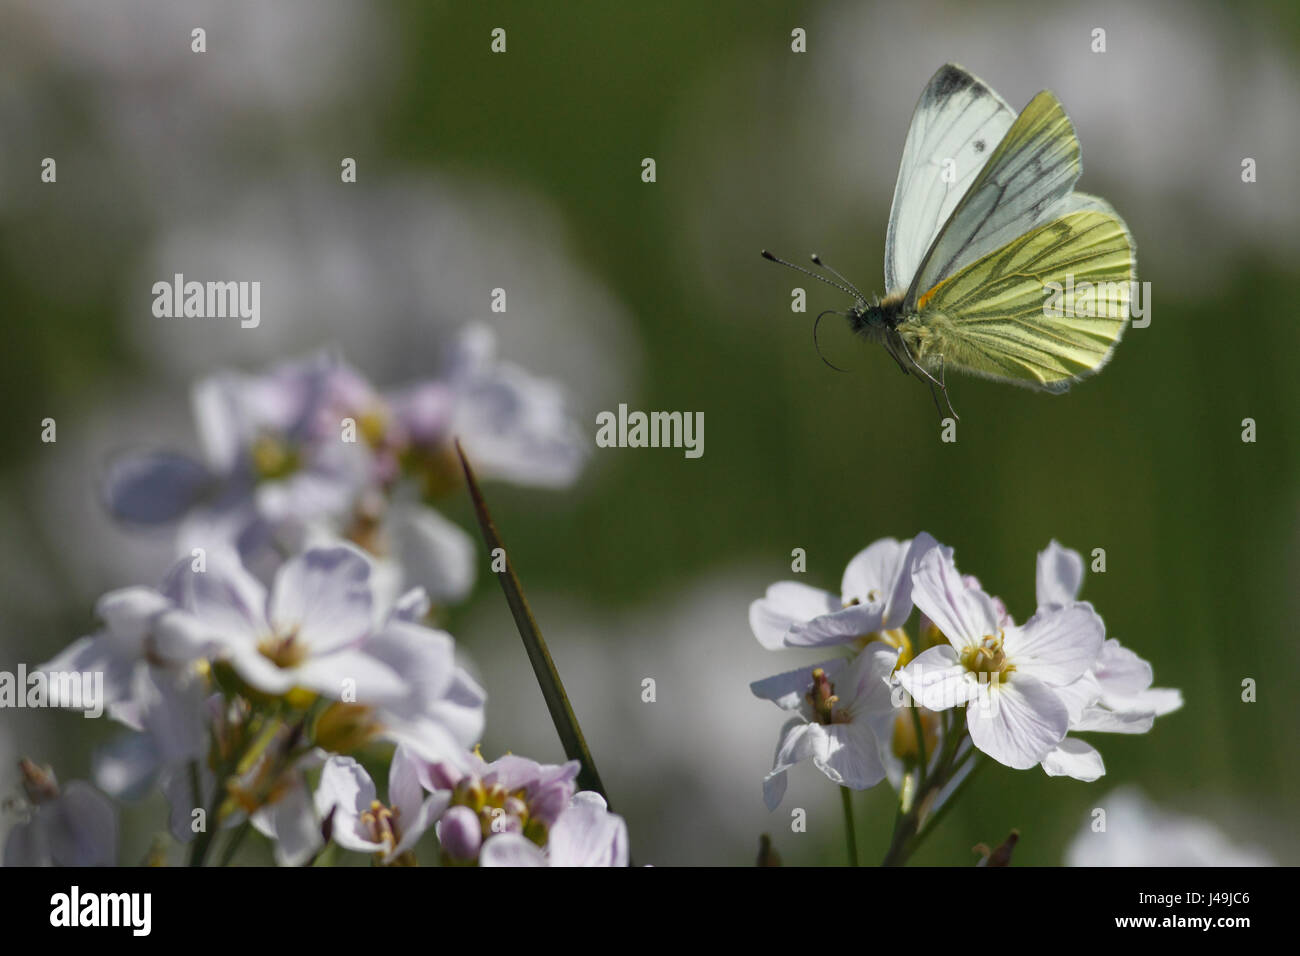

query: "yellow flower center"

left=250, top=433, right=300, bottom=481
left=257, top=628, right=308, bottom=669
left=960, top=633, right=1013, bottom=683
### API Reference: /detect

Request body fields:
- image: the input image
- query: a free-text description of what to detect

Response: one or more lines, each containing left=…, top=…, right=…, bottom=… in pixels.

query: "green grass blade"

left=454, top=440, right=610, bottom=804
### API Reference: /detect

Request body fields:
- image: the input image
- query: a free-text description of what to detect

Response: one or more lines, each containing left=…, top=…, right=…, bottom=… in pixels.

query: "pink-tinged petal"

left=1005, top=603, right=1104, bottom=687
left=896, top=645, right=980, bottom=712
left=387, top=746, right=426, bottom=822
left=314, top=756, right=376, bottom=820
left=910, top=546, right=1000, bottom=651
left=1041, top=737, right=1106, bottom=781
left=750, top=658, right=847, bottom=710
left=480, top=833, right=548, bottom=867
left=436, top=805, right=483, bottom=861
left=1093, top=639, right=1154, bottom=696
left=547, top=796, right=629, bottom=867
left=748, top=582, right=840, bottom=650
left=967, top=675, right=1069, bottom=769
left=1036, top=540, right=1084, bottom=609
left=314, top=757, right=383, bottom=854
left=388, top=794, right=447, bottom=860
left=814, top=723, right=887, bottom=791
left=270, top=546, right=373, bottom=652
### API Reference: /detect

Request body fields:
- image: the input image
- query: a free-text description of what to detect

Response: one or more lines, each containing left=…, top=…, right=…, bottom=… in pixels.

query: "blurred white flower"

left=315, top=748, right=446, bottom=865
left=3, top=759, right=117, bottom=867
left=1066, top=787, right=1273, bottom=866
left=479, top=792, right=629, bottom=867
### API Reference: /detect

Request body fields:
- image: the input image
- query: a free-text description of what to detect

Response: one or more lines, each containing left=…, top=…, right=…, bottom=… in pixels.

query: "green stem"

left=905, top=753, right=989, bottom=861
left=840, top=786, right=859, bottom=867
left=909, top=701, right=929, bottom=791
left=187, top=760, right=216, bottom=867
left=216, top=820, right=252, bottom=867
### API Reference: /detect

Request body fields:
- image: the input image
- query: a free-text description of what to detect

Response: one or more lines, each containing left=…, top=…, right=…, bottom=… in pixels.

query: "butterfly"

left=764, top=63, right=1135, bottom=418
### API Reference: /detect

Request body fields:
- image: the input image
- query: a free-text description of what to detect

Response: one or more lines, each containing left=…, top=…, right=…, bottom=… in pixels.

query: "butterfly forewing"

left=905, top=90, right=1082, bottom=311
left=884, top=64, right=1016, bottom=293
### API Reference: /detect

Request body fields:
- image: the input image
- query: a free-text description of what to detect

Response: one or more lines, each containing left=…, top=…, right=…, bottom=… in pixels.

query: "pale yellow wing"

left=908, top=206, right=1135, bottom=392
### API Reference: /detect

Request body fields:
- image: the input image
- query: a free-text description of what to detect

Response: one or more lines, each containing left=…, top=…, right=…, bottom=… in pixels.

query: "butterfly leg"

left=894, top=333, right=959, bottom=420
left=936, top=355, right=959, bottom=421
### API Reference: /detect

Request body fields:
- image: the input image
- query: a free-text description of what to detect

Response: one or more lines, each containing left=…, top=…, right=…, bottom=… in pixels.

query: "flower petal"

left=1041, top=737, right=1106, bottom=781
left=748, top=582, right=840, bottom=650
left=910, top=545, right=1000, bottom=651
left=1036, top=540, right=1084, bottom=609
left=967, top=674, right=1069, bottom=769
left=269, top=546, right=373, bottom=653
left=1005, top=603, right=1104, bottom=687
left=895, top=645, right=981, bottom=712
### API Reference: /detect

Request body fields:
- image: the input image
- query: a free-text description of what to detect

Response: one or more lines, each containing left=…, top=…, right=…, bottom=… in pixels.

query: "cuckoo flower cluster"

left=6, top=328, right=628, bottom=867
left=750, top=534, right=1181, bottom=864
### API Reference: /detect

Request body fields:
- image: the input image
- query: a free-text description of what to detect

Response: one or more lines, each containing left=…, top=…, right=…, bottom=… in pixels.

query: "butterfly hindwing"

left=906, top=206, right=1135, bottom=391
left=884, top=64, right=1016, bottom=294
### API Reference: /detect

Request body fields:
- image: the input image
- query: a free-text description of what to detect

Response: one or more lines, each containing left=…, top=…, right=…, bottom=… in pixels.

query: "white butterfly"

left=765, top=63, right=1135, bottom=418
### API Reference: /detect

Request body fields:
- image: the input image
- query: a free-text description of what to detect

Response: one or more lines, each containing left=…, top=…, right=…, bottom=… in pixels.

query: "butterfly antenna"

left=761, top=249, right=859, bottom=300
left=814, top=309, right=850, bottom=373
left=809, top=253, right=869, bottom=303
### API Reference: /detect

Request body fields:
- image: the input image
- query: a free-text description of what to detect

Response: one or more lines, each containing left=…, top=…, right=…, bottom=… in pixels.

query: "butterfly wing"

left=908, top=204, right=1135, bottom=392
left=884, top=64, right=1016, bottom=294
left=905, top=89, right=1083, bottom=312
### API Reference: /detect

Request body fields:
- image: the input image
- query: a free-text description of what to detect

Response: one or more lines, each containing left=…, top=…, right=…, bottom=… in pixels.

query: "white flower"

left=749, top=535, right=931, bottom=650
left=750, top=642, right=899, bottom=809
left=897, top=542, right=1104, bottom=770
left=315, top=748, right=447, bottom=864
left=1034, top=542, right=1182, bottom=782
left=478, top=792, right=629, bottom=867
left=1066, top=787, right=1273, bottom=866
left=3, top=761, right=117, bottom=867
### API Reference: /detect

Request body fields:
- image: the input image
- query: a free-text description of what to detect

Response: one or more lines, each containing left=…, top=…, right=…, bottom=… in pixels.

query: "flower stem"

left=840, top=786, right=859, bottom=867
left=216, top=820, right=252, bottom=866
left=909, top=700, right=929, bottom=792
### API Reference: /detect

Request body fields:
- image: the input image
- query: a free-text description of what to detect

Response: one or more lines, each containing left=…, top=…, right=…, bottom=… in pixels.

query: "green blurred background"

left=2, top=0, right=1299, bottom=865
